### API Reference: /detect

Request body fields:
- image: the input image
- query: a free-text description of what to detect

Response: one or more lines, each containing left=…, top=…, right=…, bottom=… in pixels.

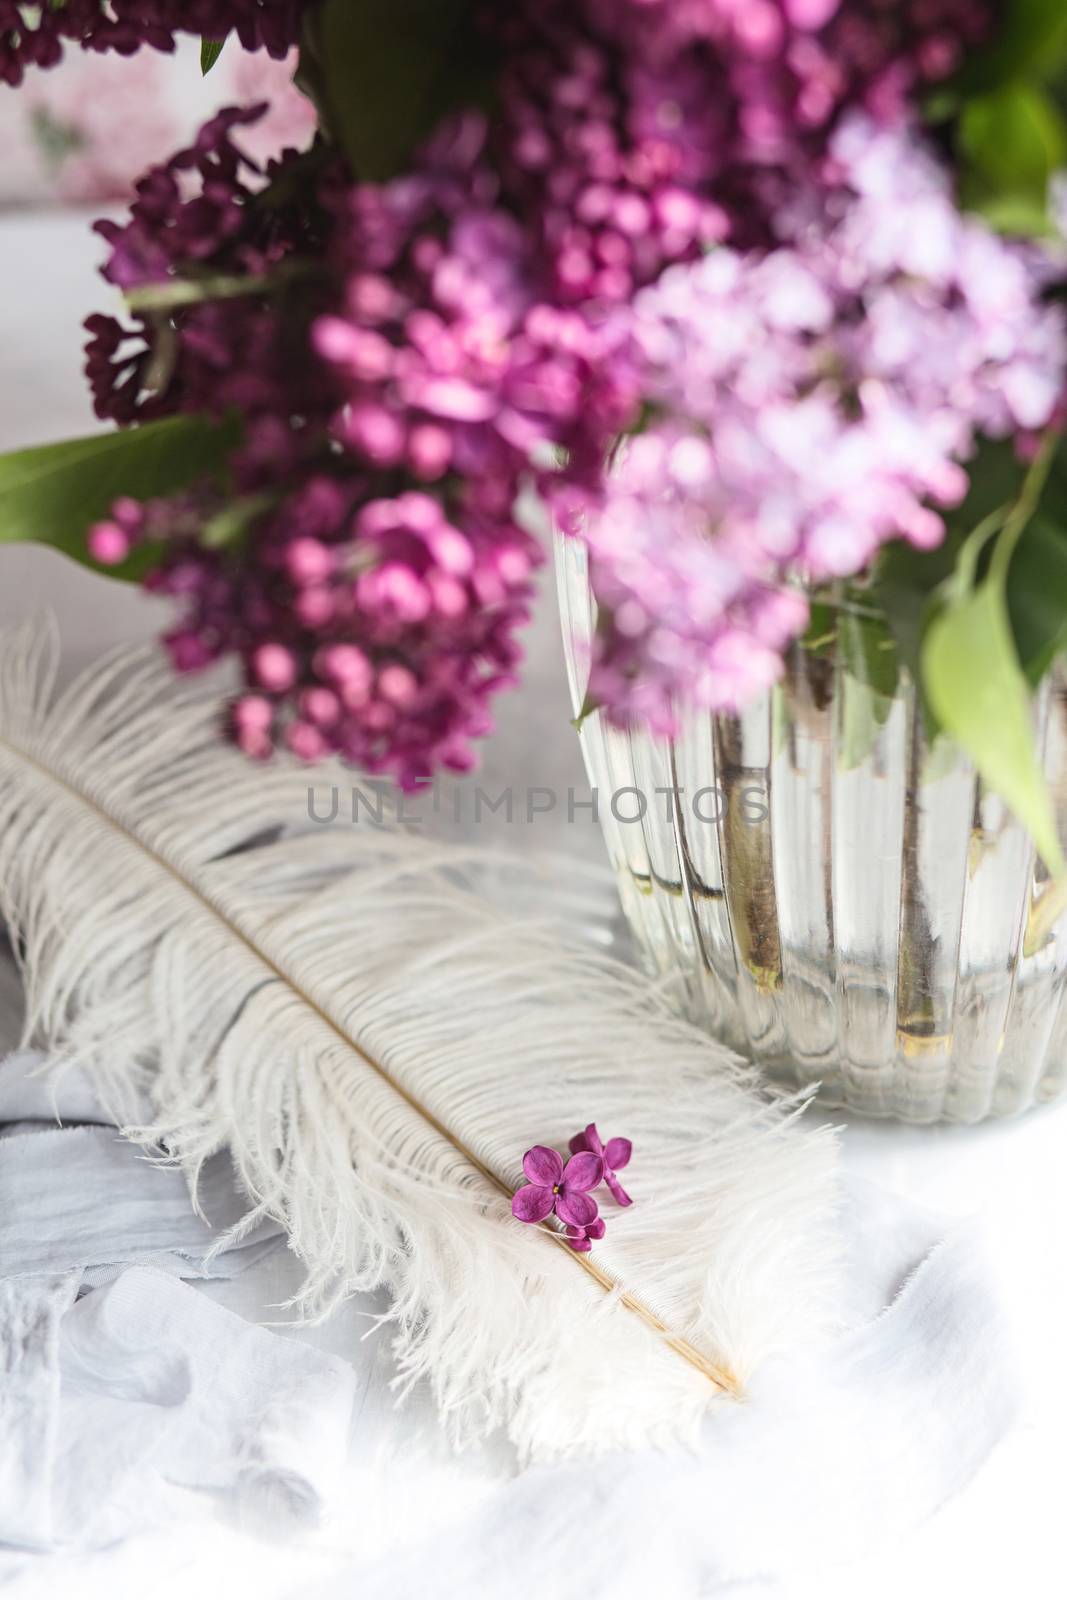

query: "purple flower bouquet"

left=5, top=0, right=1067, bottom=1118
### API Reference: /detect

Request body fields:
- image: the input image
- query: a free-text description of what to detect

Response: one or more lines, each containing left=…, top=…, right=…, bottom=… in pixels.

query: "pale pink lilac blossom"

left=578, top=115, right=1067, bottom=732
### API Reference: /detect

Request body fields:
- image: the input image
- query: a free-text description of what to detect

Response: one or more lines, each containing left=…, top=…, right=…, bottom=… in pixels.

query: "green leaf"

left=570, top=688, right=599, bottom=733
left=316, top=0, right=483, bottom=179
left=874, top=437, right=1025, bottom=707
left=201, top=38, right=225, bottom=75
left=957, top=0, right=1067, bottom=93
left=838, top=600, right=899, bottom=702
left=1007, top=513, right=1067, bottom=683
left=959, top=79, right=1067, bottom=208
left=923, top=581, right=1064, bottom=875
left=0, top=415, right=238, bottom=583
left=967, top=190, right=1060, bottom=237
left=873, top=433, right=1067, bottom=877
left=876, top=541, right=961, bottom=725
left=929, top=592, right=1060, bottom=859
left=947, top=436, right=1027, bottom=530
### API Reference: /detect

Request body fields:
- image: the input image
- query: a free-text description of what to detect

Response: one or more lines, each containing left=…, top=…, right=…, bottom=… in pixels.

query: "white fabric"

left=0, top=1050, right=282, bottom=1283
left=1, top=1128, right=284, bottom=1283
left=104, top=1177, right=1014, bottom=1600
left=0, top=1046, right=138, bottom=1124
left=0, top=1274, right=79, bottom=1551
left=0, top=1266, right=357, bottom=1555
left=0, top=1047, right=356, bottom=1555
left=0, top=1022, right=1018, bottom=1591
left=319, top=1208, right=1013, bottom=1600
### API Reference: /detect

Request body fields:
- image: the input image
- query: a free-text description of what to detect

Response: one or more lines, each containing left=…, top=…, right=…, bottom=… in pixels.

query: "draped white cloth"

left=0, top=1037, right=1017, bottom=1597
left=0, top=1048, right=355, bottom=1556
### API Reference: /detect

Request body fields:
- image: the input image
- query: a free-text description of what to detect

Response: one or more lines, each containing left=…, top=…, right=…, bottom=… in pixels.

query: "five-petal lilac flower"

left=512, top=1145, right=603, bottom=1231
left=569, top=1123, right=633, bottom=1207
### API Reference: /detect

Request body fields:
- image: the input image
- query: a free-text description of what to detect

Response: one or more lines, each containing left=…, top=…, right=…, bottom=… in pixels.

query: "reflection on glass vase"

left=557, top=533, right=1067, bottom=1123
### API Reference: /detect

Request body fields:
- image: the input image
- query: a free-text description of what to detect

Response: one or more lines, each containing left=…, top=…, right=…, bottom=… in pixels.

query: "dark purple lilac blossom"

left=563, top=1216, right=607, bottom=1254
left=488, top=0, right=994, bottom=310
left=86, top=111, right=563, bottom=787
left=0, top=1, right=310, bottom=87
left=85, top=104, right=326, bottom=440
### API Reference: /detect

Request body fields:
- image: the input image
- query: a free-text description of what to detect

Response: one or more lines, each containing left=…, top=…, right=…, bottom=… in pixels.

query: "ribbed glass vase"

left=557, top=534, right=1067, bottom=1123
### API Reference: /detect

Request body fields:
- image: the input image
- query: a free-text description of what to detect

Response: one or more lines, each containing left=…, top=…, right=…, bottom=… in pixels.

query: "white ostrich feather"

left=0, top=618, right=840, bottom=1461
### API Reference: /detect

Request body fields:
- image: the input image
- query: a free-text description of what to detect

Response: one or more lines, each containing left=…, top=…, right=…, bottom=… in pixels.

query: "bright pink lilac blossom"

left=511, top=1146, right=605, bottom=1233
left=86, top=112, right=562, bottom=788
left=569, top=1122, right=633, bottom=1207
left=314, top=113, right=632, bottom=529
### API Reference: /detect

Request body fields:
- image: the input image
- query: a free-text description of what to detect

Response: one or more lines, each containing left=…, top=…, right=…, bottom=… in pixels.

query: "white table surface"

left=2, top=209, right=1065, bottom=1600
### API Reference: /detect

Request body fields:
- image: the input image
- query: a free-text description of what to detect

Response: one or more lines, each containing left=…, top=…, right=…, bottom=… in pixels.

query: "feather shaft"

left=0, top=621, right=839, bottom=1458
left=1, top=723, right=738, bottom=1394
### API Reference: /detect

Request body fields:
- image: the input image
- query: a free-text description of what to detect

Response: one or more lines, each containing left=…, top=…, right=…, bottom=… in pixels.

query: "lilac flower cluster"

left=490, top=0, right=992, bottom=309
left=314, top=114, right=631, bottom=510
left=1, top=1, right=309, bottom=86
left=80, top=0, right=1044, bottom=778
left=88, top=112, right=613, bottom=786
left=85, top=105, right=324, bottom=451
left=491, top=3, right=728, bottom=308
left=249, top=114, right=633, bottom=781
left=598, top=0, right=992, bottom=118
left=226, top=480, right=542, bottom=783
left=580, top=115, right=1067, bottom=733
left=93, top=474, right=542, bottom=782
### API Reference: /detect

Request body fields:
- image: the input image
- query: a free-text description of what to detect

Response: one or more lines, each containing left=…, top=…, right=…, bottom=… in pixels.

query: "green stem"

left=571, top=689, right=600, bottom=733
left=989, top=428, right=1061, bottom=588
left=124, top=263, right=315, bottom=314
left=954, top=503, right=1010, bottom=593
